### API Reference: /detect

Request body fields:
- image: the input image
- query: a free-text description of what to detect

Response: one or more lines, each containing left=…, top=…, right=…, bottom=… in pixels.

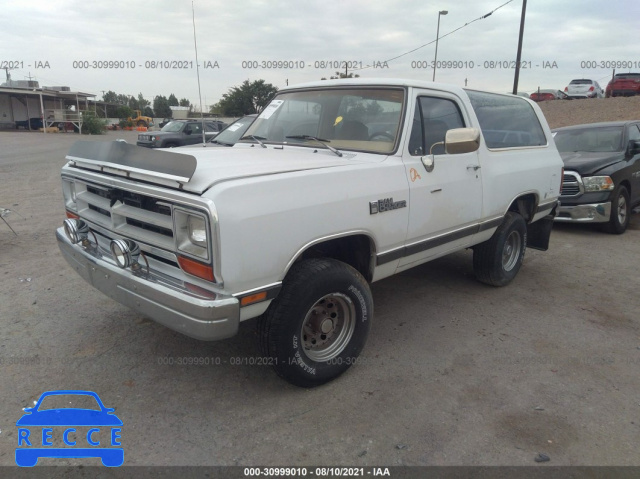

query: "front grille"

left=561, top=172, right=582, bottom=197
left=75, top=181, right=175, bottom=250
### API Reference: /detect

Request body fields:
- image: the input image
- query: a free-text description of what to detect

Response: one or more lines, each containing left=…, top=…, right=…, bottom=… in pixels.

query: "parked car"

left=207, top=114, right=258, bottom=147
left=530, top=89, right=567, bottom=101
left=15, top=117, right=43, bottom=130
left=553, top=121, right=640, bottom=234
left=136, top=119, right=227, bottom=148
left=605, top=73, right=640, bottom=97
left=564, top=79, right=604, bottom=99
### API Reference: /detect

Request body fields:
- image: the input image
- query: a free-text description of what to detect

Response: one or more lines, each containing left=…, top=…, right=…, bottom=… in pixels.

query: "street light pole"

left=433, top=10, right=448, bottom=82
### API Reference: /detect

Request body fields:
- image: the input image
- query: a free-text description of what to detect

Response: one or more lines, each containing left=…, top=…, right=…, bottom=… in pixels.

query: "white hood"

left=163, top=146, right=364, bottom=194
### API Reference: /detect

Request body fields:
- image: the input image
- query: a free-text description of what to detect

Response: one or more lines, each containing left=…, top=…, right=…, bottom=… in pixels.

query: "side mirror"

left=628, top=139, right=640, bottom=156
left=421, top=127, right=481, bottom=173
left=445, top=127, right=481, bottom=154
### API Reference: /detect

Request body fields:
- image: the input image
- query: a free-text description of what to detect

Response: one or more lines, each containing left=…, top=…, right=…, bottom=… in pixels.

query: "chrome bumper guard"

left=555, top=202, right=611, bottom=223
left=56, top=228, right=239, bottom=341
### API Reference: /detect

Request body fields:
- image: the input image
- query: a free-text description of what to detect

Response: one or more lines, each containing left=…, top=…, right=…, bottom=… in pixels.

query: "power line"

left=353, top=0, right=515, bottom=71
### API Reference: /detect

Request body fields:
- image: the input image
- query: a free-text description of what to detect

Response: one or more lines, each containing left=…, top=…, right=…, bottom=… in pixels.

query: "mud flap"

left=527, top=214, right=555, bottom=251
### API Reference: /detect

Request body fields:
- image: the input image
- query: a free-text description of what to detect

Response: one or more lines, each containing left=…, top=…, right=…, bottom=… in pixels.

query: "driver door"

left=398, top=93, right=483, bottom=268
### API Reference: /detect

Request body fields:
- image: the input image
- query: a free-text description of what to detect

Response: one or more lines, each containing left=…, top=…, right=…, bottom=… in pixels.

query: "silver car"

left=564, top=79, right=603, bottom=99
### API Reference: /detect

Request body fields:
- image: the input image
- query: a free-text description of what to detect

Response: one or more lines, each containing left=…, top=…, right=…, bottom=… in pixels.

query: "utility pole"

left=512, top=0, right=527, bottom=94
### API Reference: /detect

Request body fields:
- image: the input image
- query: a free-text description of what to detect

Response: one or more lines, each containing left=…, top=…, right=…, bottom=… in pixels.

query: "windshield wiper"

left=210, top=139, right=233, bottom=147
left=285, top=135, right=343, bottom=157
left=240, top=135, right=267, bottom=148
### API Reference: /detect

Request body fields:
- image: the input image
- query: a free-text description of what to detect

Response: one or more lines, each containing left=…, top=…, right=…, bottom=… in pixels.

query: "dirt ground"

left=1, top=97, right=640, bottom=471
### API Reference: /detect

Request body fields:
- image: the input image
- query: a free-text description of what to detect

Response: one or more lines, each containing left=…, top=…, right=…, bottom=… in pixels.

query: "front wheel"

left=258, top=258, right=373, bottom=387
left=473, top=212, right=527, bottom=287
left=602, top=185, right=630, bottom=234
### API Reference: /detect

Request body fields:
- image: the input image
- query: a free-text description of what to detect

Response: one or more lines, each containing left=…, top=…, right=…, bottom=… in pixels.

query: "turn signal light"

left=178, top=255, right=215, bottom=282
left=240, top=292, right=267, bottom=307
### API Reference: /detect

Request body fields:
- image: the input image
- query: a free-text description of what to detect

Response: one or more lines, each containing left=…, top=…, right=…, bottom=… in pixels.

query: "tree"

left=179, top=98, right=191, bottom=107
left=153, top=95, right=172, bottom=118
left=128, top=95, right=139, bottom=111
left=116, top=93, right=129, bottom=105
left=103, top=90, right=118, bottom=103
left=115, top=105, right=133, bottom=121
left=168, top=94, right=179, bottom=106
left=215, top=79, right=278, bottom=116
left=137, top=93, right=150, bottom=110
left=143, top=106, right=154, bottom=117
left=321, top=72, right=360, bottom=80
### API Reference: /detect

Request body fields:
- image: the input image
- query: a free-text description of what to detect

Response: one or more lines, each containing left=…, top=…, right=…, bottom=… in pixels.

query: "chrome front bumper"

left=56, top=228, right=239, bottom=341
left=555, top=202, right=611, bottom=223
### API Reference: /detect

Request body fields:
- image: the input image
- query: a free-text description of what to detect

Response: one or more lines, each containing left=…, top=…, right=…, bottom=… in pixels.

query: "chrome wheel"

left=617, top=193, right=628, bottom=225
left=301, top=293, right=356, bottom=362
left=502, top=231, right=522, bottom=272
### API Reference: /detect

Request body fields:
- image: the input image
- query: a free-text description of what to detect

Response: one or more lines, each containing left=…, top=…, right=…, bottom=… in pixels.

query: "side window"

left=466, top=90, right=547, bottom=148
left=408, top=96, right=465, bottom=156
left=628, top=124, right=640, bottom=142
left=191, top=122, right=203, bottom=134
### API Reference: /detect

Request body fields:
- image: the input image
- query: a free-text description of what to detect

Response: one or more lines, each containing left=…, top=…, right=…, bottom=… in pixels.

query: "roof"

left=0, top=86, right=95, bottom=99
left=280, top=77, right=468, bottom=96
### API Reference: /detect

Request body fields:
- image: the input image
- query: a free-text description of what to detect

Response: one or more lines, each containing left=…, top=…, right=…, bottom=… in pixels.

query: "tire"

left=163, top=142, right=177, bottom=148
left=603, top=185, right=630, bottom=234
left=473, top=212, right=527, bottom=287
left=137, top=120, right=146, bottom=127
left=258, top=258, right=373, bottom=388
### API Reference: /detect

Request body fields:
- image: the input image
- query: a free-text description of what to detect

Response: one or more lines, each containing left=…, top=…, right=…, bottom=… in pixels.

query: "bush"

left=115, top=105, right=134, bottom=120
left=82, top=110, right=106, bottom=135
left=118, top=119, right=134, bottom=129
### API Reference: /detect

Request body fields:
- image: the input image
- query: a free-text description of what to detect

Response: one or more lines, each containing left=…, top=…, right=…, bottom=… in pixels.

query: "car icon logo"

left=16, top=390, right=123, bottom=467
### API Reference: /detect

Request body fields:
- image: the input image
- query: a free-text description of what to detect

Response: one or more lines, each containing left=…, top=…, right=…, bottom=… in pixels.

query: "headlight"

left=188, top=216, right=207, bottom=246
left=583, top=176, right=614, bottom=192
left=62, top=178, right=77, bottom=211
left=63, top=218, right=88, bottom=244
left=110, top=238, right=141, bottom=269
left=174, top=208, right=210, bottom=261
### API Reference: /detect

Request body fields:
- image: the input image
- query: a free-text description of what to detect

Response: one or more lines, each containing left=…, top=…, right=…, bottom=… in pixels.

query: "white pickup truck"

left=57, top=79, right=563, bottom=387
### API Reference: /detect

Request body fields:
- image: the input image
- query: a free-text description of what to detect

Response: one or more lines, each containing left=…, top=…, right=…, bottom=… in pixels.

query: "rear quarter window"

left=465, top=90, right=547, bottom=148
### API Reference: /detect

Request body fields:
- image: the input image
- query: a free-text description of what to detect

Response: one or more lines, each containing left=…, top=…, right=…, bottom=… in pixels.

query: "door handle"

left=467, top=165, right=481, bottom=171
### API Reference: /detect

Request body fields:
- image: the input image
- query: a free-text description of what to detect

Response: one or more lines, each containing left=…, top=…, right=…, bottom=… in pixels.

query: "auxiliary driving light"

left=110, top=239, right=141, bottom=269
left=63, top=218, right=89, bottom=245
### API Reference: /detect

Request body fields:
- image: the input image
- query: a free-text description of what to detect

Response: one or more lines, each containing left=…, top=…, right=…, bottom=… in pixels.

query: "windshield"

left=161, top=121, right=184, bottom=132
left=554, top=126, right=624, bottom=153
left=241, top=87, right=405, bottom=154
left=212, top=116, right=255, bottom=145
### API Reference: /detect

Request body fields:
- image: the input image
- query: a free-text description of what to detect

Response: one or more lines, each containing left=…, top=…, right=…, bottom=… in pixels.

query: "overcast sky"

left=2, top=0, right=638, bottom=110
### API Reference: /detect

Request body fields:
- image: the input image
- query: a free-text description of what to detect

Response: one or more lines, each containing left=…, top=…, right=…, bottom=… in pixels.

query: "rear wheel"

left=258, top=258, right=372, bottom=387
left=136, top=120, right=147, bottom=127
left=473, top=212, right=527, bottom=286
left=603, top=185, right=630, bottom=234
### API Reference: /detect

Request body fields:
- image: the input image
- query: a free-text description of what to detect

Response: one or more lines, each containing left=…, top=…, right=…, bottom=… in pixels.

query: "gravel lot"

left=1, top=97, right=639, bottom=470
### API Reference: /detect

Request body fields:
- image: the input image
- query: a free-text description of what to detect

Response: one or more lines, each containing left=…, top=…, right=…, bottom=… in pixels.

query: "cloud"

left=1, top=0, right=637, bottom=105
